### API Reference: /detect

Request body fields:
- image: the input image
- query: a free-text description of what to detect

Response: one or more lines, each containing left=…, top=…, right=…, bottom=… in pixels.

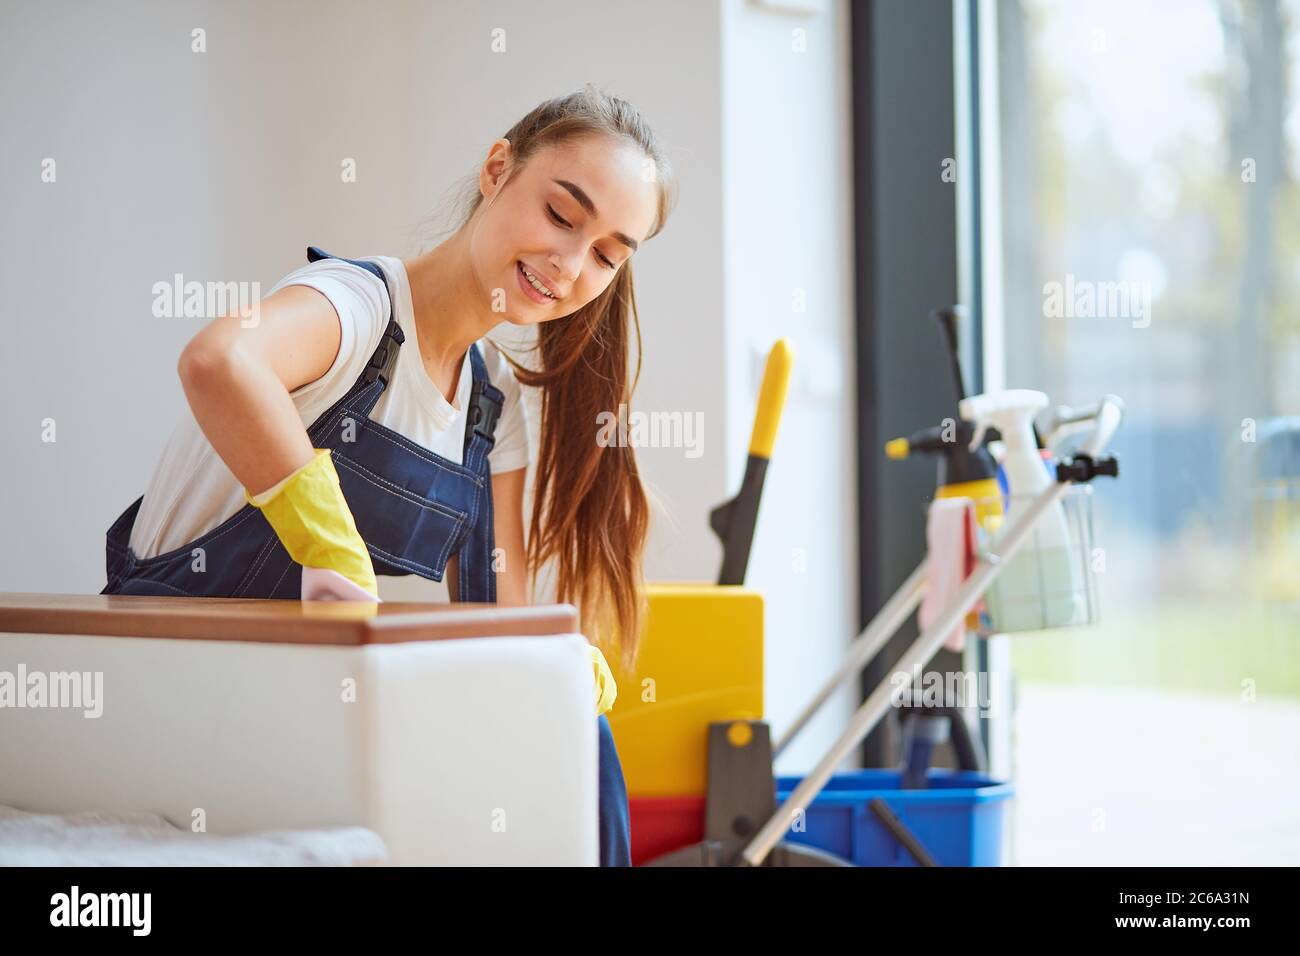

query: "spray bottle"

left=960, top=389, right=1083, bottom=631
left=885, top=423, right=1002, bottom=527
left=884, top=307, right=1005, bottom=640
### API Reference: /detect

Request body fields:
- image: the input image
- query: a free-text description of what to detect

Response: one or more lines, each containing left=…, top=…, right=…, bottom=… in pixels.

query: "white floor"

left=1010, top=683, right=1300, bottom=865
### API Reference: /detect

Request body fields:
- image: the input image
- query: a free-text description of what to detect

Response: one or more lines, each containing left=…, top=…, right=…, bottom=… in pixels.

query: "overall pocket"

left=331, top=449, right=470, bottom=581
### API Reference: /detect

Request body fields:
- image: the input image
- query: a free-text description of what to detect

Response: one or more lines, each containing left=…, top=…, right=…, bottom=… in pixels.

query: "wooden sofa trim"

left=0, top=593, right=580, bottom=646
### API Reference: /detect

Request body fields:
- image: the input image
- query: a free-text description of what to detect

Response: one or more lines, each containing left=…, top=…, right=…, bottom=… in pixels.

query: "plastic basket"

left=973, top=484, right=1099, bottom=634
left=775, top=769, right=1013, bottom=866
left=630, top=770, right=1013, bottom=866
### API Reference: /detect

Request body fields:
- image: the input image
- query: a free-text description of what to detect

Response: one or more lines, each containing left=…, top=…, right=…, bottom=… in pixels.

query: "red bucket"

left=629, top=794, right=705, bottom=866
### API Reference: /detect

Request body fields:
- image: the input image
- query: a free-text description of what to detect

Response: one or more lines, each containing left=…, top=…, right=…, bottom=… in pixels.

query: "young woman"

left=99, top=85, right=677, bottom=867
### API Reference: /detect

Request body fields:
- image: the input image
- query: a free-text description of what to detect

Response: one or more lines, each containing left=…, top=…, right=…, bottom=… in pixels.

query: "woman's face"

left=471, top=134, right=661, bottom=325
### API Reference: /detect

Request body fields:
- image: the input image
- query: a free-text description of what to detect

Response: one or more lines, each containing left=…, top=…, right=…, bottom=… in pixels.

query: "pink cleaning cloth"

left=919, top=497, right=980, bottom=653
left=301, top=566, right=381, bottom=602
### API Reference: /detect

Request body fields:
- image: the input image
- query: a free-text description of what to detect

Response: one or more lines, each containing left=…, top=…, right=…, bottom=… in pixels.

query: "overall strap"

left=458, top=343, right=506, bottom=604
left=306, top=246, right=405, bottom=396
left=463, top=342, right=505, bottom=463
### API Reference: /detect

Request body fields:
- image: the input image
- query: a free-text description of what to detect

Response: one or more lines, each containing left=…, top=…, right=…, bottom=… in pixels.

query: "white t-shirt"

left=128, top=255, right=532, bottom=579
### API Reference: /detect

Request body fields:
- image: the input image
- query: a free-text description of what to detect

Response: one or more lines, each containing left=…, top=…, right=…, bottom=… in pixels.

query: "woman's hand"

left=589, top=643, right=618, bottom=716
left=247, top=448, right=379, bottom=597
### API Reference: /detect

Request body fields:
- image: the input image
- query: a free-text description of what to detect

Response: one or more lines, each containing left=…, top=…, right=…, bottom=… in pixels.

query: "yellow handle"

left=748, top=339, right=794, bottom=459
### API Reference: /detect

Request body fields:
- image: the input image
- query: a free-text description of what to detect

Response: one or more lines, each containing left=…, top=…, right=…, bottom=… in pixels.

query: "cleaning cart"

left=606, top=323, right=1125, bottom=866
left=644, top=394, right=1122, bottom=866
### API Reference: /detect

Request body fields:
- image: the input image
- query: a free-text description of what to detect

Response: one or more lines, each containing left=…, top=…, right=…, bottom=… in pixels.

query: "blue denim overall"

left=100, top=246, right=631, bottom=866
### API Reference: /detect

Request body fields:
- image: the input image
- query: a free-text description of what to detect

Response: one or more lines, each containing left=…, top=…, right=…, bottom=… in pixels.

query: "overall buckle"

left=363, top=320, right=406, bottom=385
left=469, top=382, right=503, bottom=442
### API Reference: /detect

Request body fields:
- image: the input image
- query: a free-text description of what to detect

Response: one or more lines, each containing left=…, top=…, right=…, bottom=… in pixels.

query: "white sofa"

left=0, top=594, right=598, bottom=866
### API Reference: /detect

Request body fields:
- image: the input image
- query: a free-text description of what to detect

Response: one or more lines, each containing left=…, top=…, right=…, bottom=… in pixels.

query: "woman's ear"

left=479, top=138, right=514, bottom=201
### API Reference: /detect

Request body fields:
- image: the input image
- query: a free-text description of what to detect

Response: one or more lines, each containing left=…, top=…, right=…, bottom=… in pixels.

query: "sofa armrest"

left=0, top=594, right=597, bottom=866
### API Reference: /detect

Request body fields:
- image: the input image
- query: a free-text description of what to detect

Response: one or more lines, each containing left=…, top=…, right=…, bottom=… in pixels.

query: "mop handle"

left=1044, top=393, right=1125, bottom=451
left=1077, top=396, right=1123, bottom=457
left=772, top=561, right=927, bottom=759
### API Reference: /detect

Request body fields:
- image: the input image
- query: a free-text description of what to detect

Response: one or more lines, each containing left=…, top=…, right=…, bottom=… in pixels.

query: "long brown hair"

left=456, top=85, right=676, bottom=669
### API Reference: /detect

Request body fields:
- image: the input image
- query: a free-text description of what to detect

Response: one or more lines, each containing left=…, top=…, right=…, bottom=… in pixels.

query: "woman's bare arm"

left=177, top=285, right=342, bottom=496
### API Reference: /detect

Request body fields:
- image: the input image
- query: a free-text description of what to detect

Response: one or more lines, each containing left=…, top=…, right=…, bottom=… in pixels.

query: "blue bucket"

left=775, top=769, right=1013, bottom=866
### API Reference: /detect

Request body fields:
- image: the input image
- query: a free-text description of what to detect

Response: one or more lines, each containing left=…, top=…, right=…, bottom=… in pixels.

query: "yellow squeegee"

left=708, top=340, right=794, bottom=585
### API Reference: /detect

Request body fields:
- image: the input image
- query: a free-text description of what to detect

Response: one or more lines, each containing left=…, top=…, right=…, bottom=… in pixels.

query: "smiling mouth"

left=517, top=261, right=559, bottom=302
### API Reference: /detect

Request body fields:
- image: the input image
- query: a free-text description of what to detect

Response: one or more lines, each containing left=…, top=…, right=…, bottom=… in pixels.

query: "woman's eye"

left=549, top=203, right=616, bottom=268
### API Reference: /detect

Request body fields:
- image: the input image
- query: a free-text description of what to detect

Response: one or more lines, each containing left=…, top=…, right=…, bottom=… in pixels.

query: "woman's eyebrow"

left=552, top=178, right=639, bottom=252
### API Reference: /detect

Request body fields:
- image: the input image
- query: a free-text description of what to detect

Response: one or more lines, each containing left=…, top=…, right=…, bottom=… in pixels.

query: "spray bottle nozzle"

left=886, top=422, right=1001, bottom=460
left=966, top=423, right=1005, bottom=452
left=884, top=421, right=1001, bottom=487
left=960, top=390, right=1048, bottom=454
left=884, top=438, right=911, bottom=460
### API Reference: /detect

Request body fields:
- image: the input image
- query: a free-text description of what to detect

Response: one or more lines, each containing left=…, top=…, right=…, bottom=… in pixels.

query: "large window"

left=992, top=0, right=1300, bottom=864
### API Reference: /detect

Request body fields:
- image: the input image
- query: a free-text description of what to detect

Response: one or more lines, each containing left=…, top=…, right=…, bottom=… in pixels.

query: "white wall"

left=0, top=0, right=857, bottom=775
left=720, top=0, right=859, bottom=775
left=0, top=0, right=726, bottom=593
left=0, top=0, right=421, bottom=590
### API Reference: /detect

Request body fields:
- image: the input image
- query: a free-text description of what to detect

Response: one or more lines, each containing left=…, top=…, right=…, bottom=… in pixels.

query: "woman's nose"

left=550, top=249, right=581, bottom=284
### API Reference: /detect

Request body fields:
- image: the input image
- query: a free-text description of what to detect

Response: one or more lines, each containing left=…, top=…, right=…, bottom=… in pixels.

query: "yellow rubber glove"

left=244, top=448, right=379, bottom=598
left=589, top=643, right=617, bottom=717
